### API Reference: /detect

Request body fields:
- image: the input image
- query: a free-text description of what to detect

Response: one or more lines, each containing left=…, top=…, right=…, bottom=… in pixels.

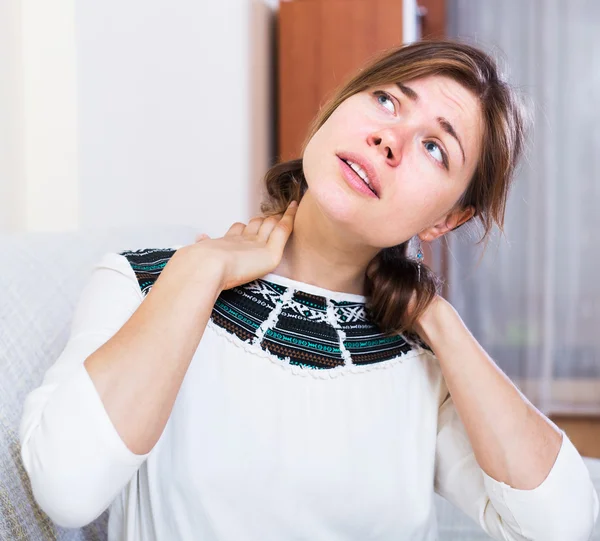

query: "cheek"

left=393, top=160, right=443, bottom=206
left=302, top=131, right=329, bottom=184
left=319, top=104, right=373, bottom=143
left=302, top=114, right=362, bottom=179
left=334, top=109, right=368, bottom=133
left=385, top=171, right=456, bottom=228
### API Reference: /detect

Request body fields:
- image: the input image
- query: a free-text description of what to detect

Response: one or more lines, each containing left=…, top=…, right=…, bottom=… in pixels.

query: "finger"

left=257, top=211, right=285, bottom=241
left=225, top=222, right=246, bottom=237
left=265, top=201, right=298, bottom=249
left=243, top=216, right=265, bottom=237
left=195, top=233, right=211, bottom=243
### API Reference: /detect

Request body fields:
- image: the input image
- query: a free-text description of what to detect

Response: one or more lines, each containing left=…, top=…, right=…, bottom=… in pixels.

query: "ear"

left=418, top=206, right=475, bottom=242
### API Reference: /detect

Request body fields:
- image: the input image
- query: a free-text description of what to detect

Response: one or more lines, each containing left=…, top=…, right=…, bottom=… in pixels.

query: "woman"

left=20, top=39, right=598, bottom=540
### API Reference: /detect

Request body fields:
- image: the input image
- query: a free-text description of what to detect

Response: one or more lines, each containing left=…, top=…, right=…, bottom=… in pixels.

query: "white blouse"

left=19, top=247, right=599, bottom=540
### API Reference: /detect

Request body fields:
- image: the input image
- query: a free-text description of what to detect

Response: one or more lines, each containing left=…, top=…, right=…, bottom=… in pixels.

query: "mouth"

left=337, top=153, right=380, bottom=197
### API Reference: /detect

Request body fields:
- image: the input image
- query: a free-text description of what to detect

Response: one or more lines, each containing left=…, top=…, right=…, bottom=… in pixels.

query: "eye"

left=373, top=91, right=396, bottom=114
left=424, top=141, right=449, bottom=170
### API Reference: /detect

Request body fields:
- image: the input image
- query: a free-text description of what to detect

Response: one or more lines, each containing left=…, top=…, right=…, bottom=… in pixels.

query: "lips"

left=336, top=152, right=381, bottom=197
left=340, top=158, right=376, bottom=194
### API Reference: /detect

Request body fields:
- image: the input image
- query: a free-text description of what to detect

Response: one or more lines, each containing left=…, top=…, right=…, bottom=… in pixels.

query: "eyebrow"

left=395, top=82, right=466, bottom=166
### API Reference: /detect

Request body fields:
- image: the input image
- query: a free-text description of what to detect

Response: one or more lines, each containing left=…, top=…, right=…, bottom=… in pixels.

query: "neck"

left=269, top=191, right=380, bottom=295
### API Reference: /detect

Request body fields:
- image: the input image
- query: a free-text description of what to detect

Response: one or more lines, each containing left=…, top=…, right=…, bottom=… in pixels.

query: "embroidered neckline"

left=209, top=275, right=420, bottom=372
left=259, top=272, right=367, bottom=303
left=120, top=247, right=427, bottom=377
left=206, top=317, right=429, bottom=379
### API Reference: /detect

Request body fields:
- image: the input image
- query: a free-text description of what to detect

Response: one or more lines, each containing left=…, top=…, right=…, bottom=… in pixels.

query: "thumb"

left=195, top=233, right=211, bottom=243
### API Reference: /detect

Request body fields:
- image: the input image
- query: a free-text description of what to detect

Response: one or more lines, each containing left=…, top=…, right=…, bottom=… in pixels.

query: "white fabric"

left=19, top=252, right=599, bottom=540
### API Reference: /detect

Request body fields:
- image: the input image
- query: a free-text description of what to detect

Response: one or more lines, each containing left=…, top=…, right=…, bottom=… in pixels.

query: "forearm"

left=418, top=297, right=563, bottom=489
left=84, top=245, right=224, bottom=456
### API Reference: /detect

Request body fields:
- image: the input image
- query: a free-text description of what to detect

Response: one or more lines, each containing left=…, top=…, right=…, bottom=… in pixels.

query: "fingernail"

left=289, top=200, right=298, bottom=207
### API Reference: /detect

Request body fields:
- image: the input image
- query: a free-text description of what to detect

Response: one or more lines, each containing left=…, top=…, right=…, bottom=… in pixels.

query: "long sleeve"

left=434, top=385, right=600, bottom=541
left=19, top=252, right=151, bottom=529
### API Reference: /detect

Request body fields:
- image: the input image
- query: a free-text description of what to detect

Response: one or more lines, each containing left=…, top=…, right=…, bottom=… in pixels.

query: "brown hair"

left=260, top=39, right=529, bottom=336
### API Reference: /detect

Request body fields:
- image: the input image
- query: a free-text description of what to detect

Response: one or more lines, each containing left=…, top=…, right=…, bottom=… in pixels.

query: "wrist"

left=169, top=244, right=226, bottom=297
left=414, top=296, right=460, bottom=348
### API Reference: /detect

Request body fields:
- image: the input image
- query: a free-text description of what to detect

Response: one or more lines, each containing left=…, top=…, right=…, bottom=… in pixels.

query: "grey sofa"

left=2, top=226, right=600, bottom=540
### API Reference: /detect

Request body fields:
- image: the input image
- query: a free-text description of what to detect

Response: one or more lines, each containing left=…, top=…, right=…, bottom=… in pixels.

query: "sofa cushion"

left=0, top=225, right=195, bottom=540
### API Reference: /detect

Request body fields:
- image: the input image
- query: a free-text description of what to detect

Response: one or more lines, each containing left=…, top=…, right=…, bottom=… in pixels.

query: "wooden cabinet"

left=277, top=0, right=404, bottom=161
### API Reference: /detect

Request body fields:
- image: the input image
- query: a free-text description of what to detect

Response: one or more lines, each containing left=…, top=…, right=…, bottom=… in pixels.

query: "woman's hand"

left=410, top=292, right=454, bottom=348
left=190, top=201, right=299, bottom=292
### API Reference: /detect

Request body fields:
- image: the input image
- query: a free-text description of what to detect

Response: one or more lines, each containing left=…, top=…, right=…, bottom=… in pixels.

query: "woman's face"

left=301, top=74, right=484, bottom=247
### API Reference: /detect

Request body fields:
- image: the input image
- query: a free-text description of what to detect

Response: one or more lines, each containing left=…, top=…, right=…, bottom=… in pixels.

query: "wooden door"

left=277, top=0, right=404, bottom=162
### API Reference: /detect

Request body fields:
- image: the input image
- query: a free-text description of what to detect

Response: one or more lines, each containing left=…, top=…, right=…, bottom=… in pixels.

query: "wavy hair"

left=260, top=39, right=529, bottom=336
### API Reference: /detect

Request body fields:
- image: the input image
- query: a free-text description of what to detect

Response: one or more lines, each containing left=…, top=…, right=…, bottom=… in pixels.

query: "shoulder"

left=118, top=246, right=181, bottom=297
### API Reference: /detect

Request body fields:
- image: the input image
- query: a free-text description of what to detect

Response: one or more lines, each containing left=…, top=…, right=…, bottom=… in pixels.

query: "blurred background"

left=1, top=0, right=599, bottom=454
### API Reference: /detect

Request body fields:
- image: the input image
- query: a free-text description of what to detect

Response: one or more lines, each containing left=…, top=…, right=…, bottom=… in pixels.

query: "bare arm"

left=82, top=200, right=299, bottom=457
left=84, top=244, right=223, bottom=455
left=420, top=296, right=599, bottom=540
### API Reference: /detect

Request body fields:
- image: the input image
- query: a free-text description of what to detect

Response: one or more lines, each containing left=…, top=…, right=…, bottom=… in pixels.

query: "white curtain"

left=444, top=0, right=600, bottom=415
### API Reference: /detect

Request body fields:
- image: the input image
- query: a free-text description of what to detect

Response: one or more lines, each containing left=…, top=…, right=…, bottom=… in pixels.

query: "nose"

left=367, top=128, right=403, bottom=167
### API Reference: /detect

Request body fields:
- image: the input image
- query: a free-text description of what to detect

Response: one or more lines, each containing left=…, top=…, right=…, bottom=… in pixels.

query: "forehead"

left=378, top=75, right=483, bottom=172
left=388, top=75, right=480, bottom=118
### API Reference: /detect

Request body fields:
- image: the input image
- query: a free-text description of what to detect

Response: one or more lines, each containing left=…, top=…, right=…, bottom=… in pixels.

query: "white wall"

left=1, top=0, right=277, bottom=235
left=23, top=0, right=79, bottom=231
left=0, top=0, right=24, bottom=232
